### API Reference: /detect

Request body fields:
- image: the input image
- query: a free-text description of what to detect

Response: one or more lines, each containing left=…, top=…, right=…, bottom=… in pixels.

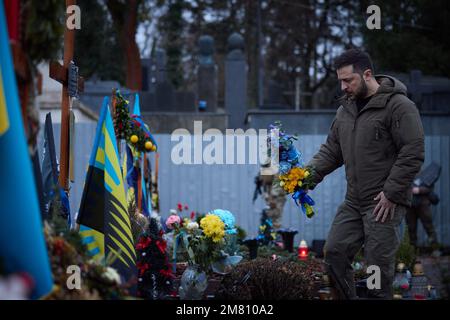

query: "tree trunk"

left=107, top=0, right=142, bottom=91
left=121, top=25, right=142, bottom=91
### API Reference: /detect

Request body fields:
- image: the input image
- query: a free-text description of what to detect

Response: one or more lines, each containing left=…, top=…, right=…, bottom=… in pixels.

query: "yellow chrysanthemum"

left=200, top=214, right=225, bottom=242
left=279, top=166, right=309, bottom=194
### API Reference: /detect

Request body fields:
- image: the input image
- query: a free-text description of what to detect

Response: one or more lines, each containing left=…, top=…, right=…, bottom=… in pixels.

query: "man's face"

left=337, top=65, right=368, bottom=100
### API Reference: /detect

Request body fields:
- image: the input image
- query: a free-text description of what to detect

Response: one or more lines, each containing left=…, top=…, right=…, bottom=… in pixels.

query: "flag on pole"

left=0, top=2, right=53, bottom=299
left=31, top=146, right=46, bottom=218
left=77, top=97, right=136, bottom=282
left=132, top=93, right=140, bottom=116
left=41, top=113, right=59, bottom=211
left=41, top=112, right=70, bottom=222
left=141, top=161, right=149, bottom=216
left=129, top=93, right=155, bottom=216
left=125, top=144, right=138, bottom=205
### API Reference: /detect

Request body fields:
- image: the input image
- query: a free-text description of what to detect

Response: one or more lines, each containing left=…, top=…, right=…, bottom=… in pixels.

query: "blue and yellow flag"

left=129, top=93, right=155, bottom=216
left=77, top=97, right=136, bottom=282
left=0, top=2, right=53, bottom=299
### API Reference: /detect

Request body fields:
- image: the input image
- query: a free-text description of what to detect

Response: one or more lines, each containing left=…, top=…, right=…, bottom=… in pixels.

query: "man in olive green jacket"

left=307, top=49, right=424, bottom=299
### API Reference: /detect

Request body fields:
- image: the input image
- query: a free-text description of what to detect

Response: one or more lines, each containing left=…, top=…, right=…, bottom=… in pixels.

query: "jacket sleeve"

left=383, top=98, right=425, bottom=204
left=307, top=117, right=344, bottom=189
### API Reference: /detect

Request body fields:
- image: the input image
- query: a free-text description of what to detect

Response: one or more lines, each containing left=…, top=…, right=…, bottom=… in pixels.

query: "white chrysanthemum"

left=186, top=221, right=199, bottom=232
left=103, top=267, right=121, bottom=285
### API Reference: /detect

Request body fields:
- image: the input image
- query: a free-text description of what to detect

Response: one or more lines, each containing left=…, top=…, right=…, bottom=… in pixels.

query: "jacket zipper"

left=352, top=117, right=359, bottom=201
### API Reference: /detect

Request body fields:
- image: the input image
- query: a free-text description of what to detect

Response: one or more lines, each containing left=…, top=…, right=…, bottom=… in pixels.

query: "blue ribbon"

left=292, top=189, right=315, bottom=215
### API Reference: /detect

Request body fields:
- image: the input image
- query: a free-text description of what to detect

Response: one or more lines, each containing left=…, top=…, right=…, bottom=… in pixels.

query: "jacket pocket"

left=393, top=113, right=424, bottom=145
left=359, top=120, right=386, bottom=146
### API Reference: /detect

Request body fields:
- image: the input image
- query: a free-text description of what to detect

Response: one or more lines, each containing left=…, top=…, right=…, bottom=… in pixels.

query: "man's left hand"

left=373, top=191, right=397, bottom=223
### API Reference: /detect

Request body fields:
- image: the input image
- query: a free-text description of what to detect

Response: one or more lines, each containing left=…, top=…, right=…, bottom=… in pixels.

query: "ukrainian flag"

left=77, top=97, right=136, bottom=281
left=0, top=2, right=53, bottom=299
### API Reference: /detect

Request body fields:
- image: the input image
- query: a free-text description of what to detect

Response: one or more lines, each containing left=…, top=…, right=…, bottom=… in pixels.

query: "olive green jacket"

left=308, top=75, right=425, bottom=207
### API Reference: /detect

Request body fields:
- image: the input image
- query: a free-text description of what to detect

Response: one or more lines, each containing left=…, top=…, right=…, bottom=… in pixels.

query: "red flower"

left=184, top=204, right=189, bottom=210
left=136, top=237, right=151, bottom=250
left=156, top=240, right=167, bottom=254
left=177, top=203, right=183, bottom=211
left=160, top=268, right=173, bottom=278
left=53, top=238, right=65, bottom=256
left=190, top=211, right=195, bottom=220
left=137, top=262, right=150, bottom=275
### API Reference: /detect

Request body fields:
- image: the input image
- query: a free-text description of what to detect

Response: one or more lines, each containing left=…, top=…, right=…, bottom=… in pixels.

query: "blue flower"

left=210, top=209, right=235, bottom=231
left=279, top=161, right=292, bottom=175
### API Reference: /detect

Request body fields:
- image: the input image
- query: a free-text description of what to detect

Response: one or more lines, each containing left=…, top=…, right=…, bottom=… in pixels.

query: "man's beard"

left=349, top=79, right=368, bottom=101
left=347, top=79, right=369, bottom=101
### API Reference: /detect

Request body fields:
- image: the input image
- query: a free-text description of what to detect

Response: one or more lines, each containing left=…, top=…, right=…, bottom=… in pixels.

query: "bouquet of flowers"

left=135, top=218, right=174, bottom=300
left=269, top=122, right=316, bottom=218
left=113, top=90, right=157, bottom=153
left=166, top=208, right=241, bottom=274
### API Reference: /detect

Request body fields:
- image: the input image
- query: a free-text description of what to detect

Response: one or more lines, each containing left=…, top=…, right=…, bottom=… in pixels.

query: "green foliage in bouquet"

left=235, top=225, right=247, bottom=242
left=113, top=91, right=132, bottom=140
left=113, top=91, right=156, bottom=153
left=168, top=210, right=242, bottom=274
left=43, top=214, right=132, bottom=299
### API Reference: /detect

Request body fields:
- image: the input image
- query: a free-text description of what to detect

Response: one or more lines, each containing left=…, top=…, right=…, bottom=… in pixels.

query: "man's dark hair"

left=333, top=48, right=374, bottom=74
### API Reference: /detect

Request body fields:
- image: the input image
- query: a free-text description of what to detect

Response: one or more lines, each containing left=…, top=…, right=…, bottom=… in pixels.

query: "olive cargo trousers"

left=324, top=201, right=406, bottom=299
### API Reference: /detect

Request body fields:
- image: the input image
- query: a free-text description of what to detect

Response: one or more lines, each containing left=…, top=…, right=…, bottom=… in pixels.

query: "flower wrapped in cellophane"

left=268, top=122, right=316, bottom=218
left=168, top=208, right=242, bottom=274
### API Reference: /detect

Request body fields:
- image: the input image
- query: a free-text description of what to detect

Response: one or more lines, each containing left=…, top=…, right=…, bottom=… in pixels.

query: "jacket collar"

left=338, top=83, right=392, bottom=118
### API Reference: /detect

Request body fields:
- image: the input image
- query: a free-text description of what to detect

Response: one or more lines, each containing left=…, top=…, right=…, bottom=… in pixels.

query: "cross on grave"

left=49, top=0, right=84, bottom=192
left=50, top=61, right=84, bottom=99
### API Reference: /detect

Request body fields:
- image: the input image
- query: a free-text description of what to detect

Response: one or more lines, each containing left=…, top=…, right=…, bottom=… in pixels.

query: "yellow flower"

left=200, top=214, right=225, bottom=242
left=304, top=170, right=310, bottom=178
left=305, top=204, right=315, bottom=218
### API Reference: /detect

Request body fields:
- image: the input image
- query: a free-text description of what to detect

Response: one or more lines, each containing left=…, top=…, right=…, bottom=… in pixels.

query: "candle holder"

left=243, top=238, right=259, bottom=260
left=277, top=229, right=298, bottom=253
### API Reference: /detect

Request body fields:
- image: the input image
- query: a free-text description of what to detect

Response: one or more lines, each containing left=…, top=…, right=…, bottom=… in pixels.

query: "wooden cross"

left=49, top=0, right=84, bottom=192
